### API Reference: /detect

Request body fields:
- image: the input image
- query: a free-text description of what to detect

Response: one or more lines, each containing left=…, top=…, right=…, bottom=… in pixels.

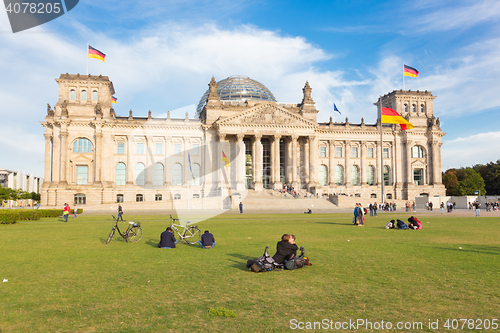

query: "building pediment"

left=216, top=103, right=317, bottom=128
left=70, top=154, right=94, bottom=163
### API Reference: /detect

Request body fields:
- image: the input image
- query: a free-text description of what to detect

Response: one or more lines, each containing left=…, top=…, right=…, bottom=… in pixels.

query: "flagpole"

left=402, top=62, right=405, bottom=90
left=379, top=96, right=384, bottom=203
left=86, top=43, right=89, bottom=75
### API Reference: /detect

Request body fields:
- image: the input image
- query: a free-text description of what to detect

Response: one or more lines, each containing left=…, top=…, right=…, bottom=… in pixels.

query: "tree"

left=456, top=168, right=486, bottom=196
left=474, top=160, right=500, bottom=195
left=442, top=171, right=459, bottom=196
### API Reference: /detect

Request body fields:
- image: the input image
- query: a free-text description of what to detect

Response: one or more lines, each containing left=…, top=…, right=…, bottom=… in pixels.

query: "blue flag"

left=334, top=103, right=341, bottom=114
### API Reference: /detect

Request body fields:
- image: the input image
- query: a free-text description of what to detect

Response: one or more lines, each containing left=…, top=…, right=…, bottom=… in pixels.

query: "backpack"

left=246, top=246, right=283, bottom=273
left=285, top=257, right=307, bottom=270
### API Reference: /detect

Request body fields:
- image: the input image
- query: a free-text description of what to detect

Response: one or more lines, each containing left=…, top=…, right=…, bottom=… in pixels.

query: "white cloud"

left=411, top=0, right=500, bottom=33
left=442, top=131, right=500, bottom=170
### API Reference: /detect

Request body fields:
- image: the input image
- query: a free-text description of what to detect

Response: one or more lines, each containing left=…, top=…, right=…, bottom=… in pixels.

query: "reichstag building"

left=40, top=74, right=445, bottom=207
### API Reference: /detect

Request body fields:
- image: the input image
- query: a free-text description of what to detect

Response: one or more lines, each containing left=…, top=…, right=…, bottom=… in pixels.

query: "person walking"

left=62, top=203, right=70, bottom=222
left=73, top=204, right=78, bottom=218
left=117, top=204, right=124, bottom=221
left=239, top=202, right=243, bottom=214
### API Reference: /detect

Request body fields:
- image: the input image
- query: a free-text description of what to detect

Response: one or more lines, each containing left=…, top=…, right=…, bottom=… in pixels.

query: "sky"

left=1, top=0, right=500, bottom=178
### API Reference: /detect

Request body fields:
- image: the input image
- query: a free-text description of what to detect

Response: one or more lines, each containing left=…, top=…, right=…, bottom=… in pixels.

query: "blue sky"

left=1, top=0, right=500, bottom=177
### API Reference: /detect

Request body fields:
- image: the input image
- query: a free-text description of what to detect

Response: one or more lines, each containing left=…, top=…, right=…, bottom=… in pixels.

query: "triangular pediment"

left=70, top=154, right=94, bottom=163
left=217, top=103, right=316, bottom=128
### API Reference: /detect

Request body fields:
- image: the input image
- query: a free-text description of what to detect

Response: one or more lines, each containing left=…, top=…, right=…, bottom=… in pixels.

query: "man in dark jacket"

left=272, top=234, right=299, bottom=264
left=199, top=230, right=216, bottom=249
left=158, top=227, right=178, bottom=248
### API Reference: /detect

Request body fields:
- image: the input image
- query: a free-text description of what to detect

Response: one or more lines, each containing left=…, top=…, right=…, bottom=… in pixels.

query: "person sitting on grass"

left=199, top=230, right=216, bottom=249
left=304, top=208, right=312, bottom=214
left=385, top=220, right=395, bottom=229
left=396, top=219, right=409, bottom=230
left=272, top=234, right=299, bottom=264
left=158, top=227, right=178, bottom=249
left=408, top=216, right=422, bottom=230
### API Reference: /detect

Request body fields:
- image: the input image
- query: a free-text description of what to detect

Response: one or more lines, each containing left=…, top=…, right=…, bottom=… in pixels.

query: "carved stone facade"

left=40, top=74, right=445, bottom=207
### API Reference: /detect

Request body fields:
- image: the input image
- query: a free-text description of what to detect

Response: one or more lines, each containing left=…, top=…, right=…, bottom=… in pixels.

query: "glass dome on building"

left=196, top=76, right=276, bottom=117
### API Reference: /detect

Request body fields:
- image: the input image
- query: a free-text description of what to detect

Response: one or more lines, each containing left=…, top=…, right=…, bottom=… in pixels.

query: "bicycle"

left=169, top=215, right=201, bottom=244
left=106, top=215, right=143, bottom=244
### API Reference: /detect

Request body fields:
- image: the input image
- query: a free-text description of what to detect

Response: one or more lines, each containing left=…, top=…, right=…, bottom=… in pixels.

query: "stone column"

left=236, top=134, right=245, bottom=190
left=291, top=135, right=298, bottom=189
left=405, top=140, right=413, bottom=184
left=308, top=135, right=317, bottom=189
left=272, top=135, right=281, bottom=188
left=59, top=124, right=68, bottom=185
left=375, top=141, right=380, bottom=186
left=344, top=140, right=351, bottom=185
left=51, top=126, right=60, bottom=185
left=286, top=137, right=292, bottom=184
left=94, top=131, right=103, bottom=185
left=253, top=134, right=263, bottom=190
left=432, top=140, right=442, bottom=184
left=304, top=137, right=310, bottom=185
left=165, top=136, right=172, bottom=186
left=360, top=141, right=366, bottom=185
left=202, top=130, right=211, bottom=190
left=328, top=140, right=334, bottom=186
left=43, top=133, right=52, bottom=185
left=218, top=133, right=226, bottom=191
left=126, top=135, right=134, bottom=184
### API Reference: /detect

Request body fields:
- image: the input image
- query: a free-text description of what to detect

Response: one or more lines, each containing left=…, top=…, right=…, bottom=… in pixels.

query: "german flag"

left=88, top=45, right=105, bottom=62
left=111, top=96, right=117, bottom=104
left=381, top=107, right=414, bottom=130
left=222, top=151, right=230, bottom=171
left=403, top=64, right=418, bottom=77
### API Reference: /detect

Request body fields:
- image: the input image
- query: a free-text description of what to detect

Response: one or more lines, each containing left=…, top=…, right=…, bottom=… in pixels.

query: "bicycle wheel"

left=183, top=227, right=201, bottom=244
left=106, top=227, right=116, bottom=244
left=127, top=226, right=143, bottom=243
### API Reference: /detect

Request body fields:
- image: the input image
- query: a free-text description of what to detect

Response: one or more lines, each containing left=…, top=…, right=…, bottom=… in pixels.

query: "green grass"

left=0, top=213, right=499, bottom=332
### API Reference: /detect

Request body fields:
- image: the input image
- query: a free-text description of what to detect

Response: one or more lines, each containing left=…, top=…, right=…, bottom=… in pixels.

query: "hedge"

left=0, top=208, right=83, bottom=224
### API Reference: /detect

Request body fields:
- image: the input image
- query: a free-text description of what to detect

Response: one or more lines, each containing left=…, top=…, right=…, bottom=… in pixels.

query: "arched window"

left=135, top=163, right=145, bottom=186
left=74, top=193, right=86, bottom=205
left=366, top=165, right=375, bottom=185
left=334, top=165, right=344, bottom=185
left=384, top=166, right=390, bottom=185
left=318, top=165, right=328, bottom=186
left=115, top=163, right=126, bottom=185
left=404, top=104, right=408, bottom=113
left=154, top=163, right=164, bottom=186
left=412, top=104, right=416, bottom=112
left=420, top=104, right=425, bottom=112
left=117, top=194, right=124, bottom=202
left=73, top=138, right=93, bottom=153
left=70, top=89, right=76, bottom=100
left=350, top=165, right=359, bottom=186
left=191, top=163, right=201, bottom=185
left=172, top=163, right=183, bottom=186
left=81, top=90, right=87, bottom=100
left=411, top=146, right=425, bottom=158
left=92, top=90, right=98, bottom=101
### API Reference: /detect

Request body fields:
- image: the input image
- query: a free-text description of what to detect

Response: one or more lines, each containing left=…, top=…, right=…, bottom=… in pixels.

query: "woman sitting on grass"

left=408, top=216, right=422, bottom=230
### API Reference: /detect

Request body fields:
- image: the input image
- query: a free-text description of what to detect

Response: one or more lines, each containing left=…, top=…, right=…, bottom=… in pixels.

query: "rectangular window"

left=174, top=144, right=181, bottom=155
left=367, top=147, right=374, bottom=158
left=192, top=143, right=199, bottom=155
left=156, top=143, right=162, bottom=155
left=383, top=148, right=389, bottom=158
left=414, top=169, right=423, bottom=185
left=320, top=147, right=326, bottom=157
left=117, top=142, right=124, bottom=154
left=137, top=143, right=144, bottom=155
left=76, top=166, right=88, bottom=185
left=336, top=147, right=342, bottom=157
left=352, top=147, right=358, bottom=158
left=155, top=194, right=162, bottom=201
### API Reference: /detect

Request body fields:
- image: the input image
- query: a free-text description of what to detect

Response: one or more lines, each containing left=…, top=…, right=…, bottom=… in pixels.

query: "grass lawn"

left=1, top=212, right=499, bottom=332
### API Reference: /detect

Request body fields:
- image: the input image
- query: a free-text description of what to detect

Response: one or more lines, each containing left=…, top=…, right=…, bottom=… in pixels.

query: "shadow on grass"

left=145, top=238, right=159, bottom=248
left=429, top=245, right=500, bottom=256
left=227, top=253, right=252, bottom=271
